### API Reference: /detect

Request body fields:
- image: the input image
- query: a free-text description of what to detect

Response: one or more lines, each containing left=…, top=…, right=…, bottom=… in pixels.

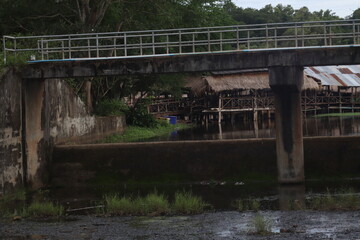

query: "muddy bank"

left=1, top=211, right=360, bottom=239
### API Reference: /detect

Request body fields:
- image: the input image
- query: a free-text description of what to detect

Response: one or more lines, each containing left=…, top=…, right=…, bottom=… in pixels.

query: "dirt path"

left=1, top=211, right=360, bottom=240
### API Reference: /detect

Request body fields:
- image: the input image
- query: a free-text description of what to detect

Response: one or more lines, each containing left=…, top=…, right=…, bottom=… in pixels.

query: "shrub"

left=126, top=104, right=157, bottom=127
left=94, top=99, right=128, bottom=116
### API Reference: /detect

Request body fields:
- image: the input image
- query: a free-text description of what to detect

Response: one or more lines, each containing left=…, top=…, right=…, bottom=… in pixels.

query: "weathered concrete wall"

left=0, top=69, right=24, bottom=193
left=1, top=68, right=126, bottom=192
left=51, top=136, right=360, bottom=187
left=24, top=78, right=126, bottom=188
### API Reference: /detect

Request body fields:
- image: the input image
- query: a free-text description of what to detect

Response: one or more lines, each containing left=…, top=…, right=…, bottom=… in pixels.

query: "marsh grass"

left=235, top=198, right=261, bottom=211
left=250, top=214, right=273, bottom=235
left=173, top=191, right=209, bottom=214
left=24, top=201, right=64, bottom=218
left=103, top=191, right=208, bottom=216
left=104, top=192, right=169, bottom=216
left=309, top=188, right=360, bottom=210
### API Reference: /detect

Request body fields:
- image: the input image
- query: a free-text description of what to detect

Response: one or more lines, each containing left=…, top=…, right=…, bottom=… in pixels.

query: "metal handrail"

left=3, top=19, right=360, bottom=63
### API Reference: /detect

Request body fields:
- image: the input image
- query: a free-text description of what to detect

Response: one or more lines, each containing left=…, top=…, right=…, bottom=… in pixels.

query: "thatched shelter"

left=185, top=70, right=319, bottom=97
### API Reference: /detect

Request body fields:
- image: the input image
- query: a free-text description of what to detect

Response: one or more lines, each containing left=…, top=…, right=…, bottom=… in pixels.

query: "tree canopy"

left=1, top=0, right=359, bottom=111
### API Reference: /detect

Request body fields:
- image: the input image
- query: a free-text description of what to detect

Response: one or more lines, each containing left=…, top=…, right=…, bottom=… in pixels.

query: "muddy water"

left=44, top=178, right=360, bottom=213
left=146, top=116, right=360, bottom=141
left=44, top=115, right=360, bottom=212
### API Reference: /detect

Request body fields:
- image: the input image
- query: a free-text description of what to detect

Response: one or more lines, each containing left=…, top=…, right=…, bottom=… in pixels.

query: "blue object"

left=166, top=116, right=177, bottom=125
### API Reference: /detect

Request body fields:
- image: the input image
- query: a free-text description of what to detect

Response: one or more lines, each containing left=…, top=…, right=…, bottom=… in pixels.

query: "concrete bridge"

left=2, top=19, right=360, bottom=190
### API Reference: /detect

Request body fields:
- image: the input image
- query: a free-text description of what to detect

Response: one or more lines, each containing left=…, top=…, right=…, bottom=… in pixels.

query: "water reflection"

left=149, top=116, right=360, bottom=142
left=278, top=185, right=305, bottom=210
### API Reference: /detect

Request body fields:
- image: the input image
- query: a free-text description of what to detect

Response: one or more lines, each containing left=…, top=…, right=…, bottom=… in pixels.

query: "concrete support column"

left=269, top=66, right=304, bottom=183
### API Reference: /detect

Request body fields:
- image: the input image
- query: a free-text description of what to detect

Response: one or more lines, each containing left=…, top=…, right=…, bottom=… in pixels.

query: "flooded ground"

left=146, top=115, right=360, bottom=141
left=2, top=211, right=360, bottom=239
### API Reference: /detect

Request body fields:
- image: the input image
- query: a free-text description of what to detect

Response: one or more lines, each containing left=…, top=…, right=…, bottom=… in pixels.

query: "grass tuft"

left=25, top=201, right=64, bottom=218
left=105, top=195, right=135, bottom=215
left=250, top=214, right=273, bottom=235
left=173, top=191, right=208, bottom=214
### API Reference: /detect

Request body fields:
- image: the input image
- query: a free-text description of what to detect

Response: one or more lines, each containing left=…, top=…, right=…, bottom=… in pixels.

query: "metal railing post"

left=179, top=30, right=182, bottom=54
left=62, top=41, right=65, bottom=59
left=302, top=25, right=305, bottom=47
left=166, top=35, right=169, bottom=54
left=329, top=26, right=332, bottom=45
left=220, top=32, right=223, bottom=51
left=208, top=28, right=211, bottom=52
left=68, top=36, right=72, bottom=59
left=152, top=31, right=155, bottom=55
left=295, top=24, right=298, bottom=47
left=236, top=27, right=239, bottom=50
left=113, top=38, right=117, bottom=57
left=353, top=20, right=357, bottom=44
left=324, top=23, right=327, bottom=46
left=96, top=34, right=99, bottom=58
left=140, top=36, right=143, bottom=55
left=247, top=30, right=250, bottom=49
left=192, top=33, right=195, bottom=53
left=14, top=38, right=17, bottom=59
left=266, top=24, right=269, bottom=48
left=41, top=38, right=44, bottom=60
left=124, top=33, right=127, bottom=56
left=3, top=36, right=6, bottom=64
left=274, top=27, right=277, bottom=48
left=87, top=39, right=91, bottom=58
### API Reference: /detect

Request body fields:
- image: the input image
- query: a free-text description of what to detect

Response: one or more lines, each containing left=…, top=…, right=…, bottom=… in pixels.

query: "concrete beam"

left=21, top=46, right=360, bottom=79
left=269, top=66, right=305, bottom=183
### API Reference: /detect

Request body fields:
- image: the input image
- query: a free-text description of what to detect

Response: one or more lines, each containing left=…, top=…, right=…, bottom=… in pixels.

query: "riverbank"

left=102, top=123, right=191, bottom=143
left=2, top=211, right=360, bottom=239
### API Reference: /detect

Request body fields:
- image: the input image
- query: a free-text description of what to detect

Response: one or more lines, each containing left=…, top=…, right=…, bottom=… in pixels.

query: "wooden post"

left=339, top=88, right=342, bottom=113
left=218, top=94, right=222, bottom=124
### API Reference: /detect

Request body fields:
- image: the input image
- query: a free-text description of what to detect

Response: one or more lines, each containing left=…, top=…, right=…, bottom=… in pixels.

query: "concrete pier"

left=269, top=66, right=305, bottom=183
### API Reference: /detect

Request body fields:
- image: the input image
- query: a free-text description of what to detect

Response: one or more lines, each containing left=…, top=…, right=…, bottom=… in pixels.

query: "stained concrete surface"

left=1, top=211, right=360, bottom=239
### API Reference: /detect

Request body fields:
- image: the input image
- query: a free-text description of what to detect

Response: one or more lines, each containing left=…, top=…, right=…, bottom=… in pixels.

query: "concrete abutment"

left=0, top=68, right=126, bottom=193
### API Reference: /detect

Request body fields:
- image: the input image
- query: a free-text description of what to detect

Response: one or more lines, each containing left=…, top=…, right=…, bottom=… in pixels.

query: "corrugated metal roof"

left=304, top=65, right=360, bottom=87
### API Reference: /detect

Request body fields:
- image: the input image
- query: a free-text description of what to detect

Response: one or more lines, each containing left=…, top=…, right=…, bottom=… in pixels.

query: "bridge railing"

left=3, top=19, right=360, bottom=63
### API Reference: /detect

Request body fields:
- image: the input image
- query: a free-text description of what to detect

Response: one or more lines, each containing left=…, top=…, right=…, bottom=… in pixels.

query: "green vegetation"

left=103, top=191, right=209, bottom=216
left=308, top=188, right=360, bottom=211
left=235, top=198, right=261, bottom=211
left=24, top=201, right=64, bottom=218
left=104, top=193, right=169, bottom=216
left=103, top=123, right=191, bottom=143
left=0, top=189, right=27, bottom=217
left=173, top=191, right=209, bottom=214
left=94, top=99, right=128, bottom=116
left=284, top=188, right=360, bottom=211
left=314, top=112, right=360, bottom=118
left=250, top=214, right=273, bottom=236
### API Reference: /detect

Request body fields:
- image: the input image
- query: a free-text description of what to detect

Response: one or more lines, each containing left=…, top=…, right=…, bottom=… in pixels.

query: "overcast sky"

left=232, top=0, right=359, bottom=18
